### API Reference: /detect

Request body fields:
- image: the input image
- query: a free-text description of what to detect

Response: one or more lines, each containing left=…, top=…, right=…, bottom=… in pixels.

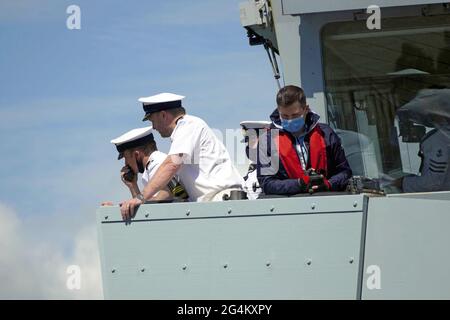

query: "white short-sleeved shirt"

left=141, top=150, right=167, bottom=186
left=168, top=115, right=244, bottom=202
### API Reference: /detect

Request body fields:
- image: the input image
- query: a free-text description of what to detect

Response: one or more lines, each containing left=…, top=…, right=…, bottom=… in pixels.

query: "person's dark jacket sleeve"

left=258, top=171, right=304, bottom=195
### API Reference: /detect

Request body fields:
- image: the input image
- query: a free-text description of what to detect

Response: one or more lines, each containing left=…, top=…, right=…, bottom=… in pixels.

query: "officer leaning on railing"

left=101, top=127, right=177, bottom=207
left=118, top=93, right=244, bottom=220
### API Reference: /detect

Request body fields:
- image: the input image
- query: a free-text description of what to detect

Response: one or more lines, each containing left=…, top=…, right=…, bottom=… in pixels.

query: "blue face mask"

left=281, top=115, right=305, bottom=133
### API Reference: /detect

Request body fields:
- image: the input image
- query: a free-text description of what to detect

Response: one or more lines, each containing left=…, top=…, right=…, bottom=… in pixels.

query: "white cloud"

left=0, top=0, right=278, bottom=299
left=0, top=202, right=103, bottom=299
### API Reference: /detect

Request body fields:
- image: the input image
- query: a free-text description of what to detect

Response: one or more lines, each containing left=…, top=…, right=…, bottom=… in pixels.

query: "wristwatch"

left=135, top=193, right=145, bottom=203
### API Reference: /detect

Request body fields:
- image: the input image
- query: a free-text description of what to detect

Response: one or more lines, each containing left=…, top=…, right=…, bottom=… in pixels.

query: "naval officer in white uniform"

left=102, top=127, right=172, bottom=207
left=119, top=93, right=244, bottom=220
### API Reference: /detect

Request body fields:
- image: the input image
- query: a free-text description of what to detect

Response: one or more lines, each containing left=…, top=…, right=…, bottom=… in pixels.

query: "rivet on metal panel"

left=349, top=257, right=354, bottom=264
left=145, top=213, right=149, bottom=218
left=111, top=269, right=116, bottom=273
left=223, top=263, right=228, bottom=269
left=306, top=259, right=312, bottom=266
left=182, top=265, right=187, bottom=271
left=104, top=216, right=108, bottom=220
left=311, top=203, right=316, bottom=210
left=140, top=268, right=145, bottom=272
left=353, top=201, right=358, bottom=208
left=266, top=262, right=271, bottom=267
left=186, top=210, right=190, bottom=216
left=227, top=208, right=232, bottom=214
left=270, top=206, right=275, bottom=212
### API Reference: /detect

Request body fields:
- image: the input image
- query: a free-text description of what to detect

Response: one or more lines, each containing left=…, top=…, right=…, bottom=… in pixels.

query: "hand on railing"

left=119, top=198, right=142, bottom=221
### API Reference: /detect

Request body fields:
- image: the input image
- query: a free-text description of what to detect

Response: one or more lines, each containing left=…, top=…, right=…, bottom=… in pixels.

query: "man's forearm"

left=259, top=176, right=303, bottom=195
left=151, top=187, right=174, bottom=201
left=142, top=156, right=181, bottom=200
left=128, top=183, right=141, bottom=198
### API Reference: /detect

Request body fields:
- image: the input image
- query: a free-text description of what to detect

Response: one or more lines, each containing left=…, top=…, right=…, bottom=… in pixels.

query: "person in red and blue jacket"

left=257, top=85, right=352, bottom=196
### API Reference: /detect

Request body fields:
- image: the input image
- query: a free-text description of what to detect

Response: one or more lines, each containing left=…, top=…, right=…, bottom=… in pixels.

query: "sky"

left=0, top=0, right=277, bottom=298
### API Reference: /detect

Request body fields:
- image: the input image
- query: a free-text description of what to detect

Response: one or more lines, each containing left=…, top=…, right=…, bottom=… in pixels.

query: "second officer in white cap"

left=119, top=92, right=244, bottom=220
left=104, top=127, right=173, bottom=207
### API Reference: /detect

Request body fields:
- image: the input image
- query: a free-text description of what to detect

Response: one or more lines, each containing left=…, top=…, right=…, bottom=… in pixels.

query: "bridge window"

left=322, top=14, right=450, bottom=193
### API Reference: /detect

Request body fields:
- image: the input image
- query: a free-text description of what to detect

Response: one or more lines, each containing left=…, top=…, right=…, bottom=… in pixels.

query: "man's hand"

left=121, top=165, right=141, bottom=198
left=311, top=175, right=331, bottom=192
left=121, top=165, right=138, bottom=188
left=392, top=177, right=404, bottom=190
left=300, top=174, right=331, bottom=194
left=119, top=198, right=143, bottom=221
left=297, top=178, right=309, bottom=193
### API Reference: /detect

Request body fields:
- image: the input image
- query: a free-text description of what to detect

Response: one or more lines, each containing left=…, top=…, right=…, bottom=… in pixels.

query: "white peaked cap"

left=138, top=92, right=185, bottom=105
left=111, top=127, right=155, bottom=159
left=240, top=121, right=272, bottom=130
left=139, top=92, right=185, bottom=121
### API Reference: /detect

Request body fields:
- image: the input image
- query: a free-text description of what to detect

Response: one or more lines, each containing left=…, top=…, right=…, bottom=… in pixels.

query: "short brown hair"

left=131, top=141, right=157, bottom=155
left=276, top=85, right=307, bottom=107
left=165, top=106, right=186, bottom=117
